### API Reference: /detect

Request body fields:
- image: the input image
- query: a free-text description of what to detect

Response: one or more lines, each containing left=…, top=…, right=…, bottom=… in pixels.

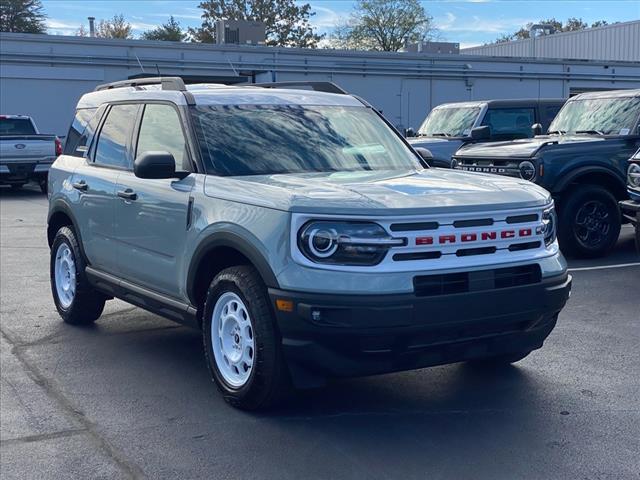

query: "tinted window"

left=94, top=104, right=139, bottom=168
left=544, top=105, right=562, bottom=125
left=136, top=104, right=189, bottom=170
left=0, top=118, right=36, bottom=135
left=191, top=105, right=421, bottom=176
left=482, top=108, right=535, bottom=140
left=63, top=108, right=97, bottom=155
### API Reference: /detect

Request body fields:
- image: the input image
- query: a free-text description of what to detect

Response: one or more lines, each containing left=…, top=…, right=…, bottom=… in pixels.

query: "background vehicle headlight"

left=628, top=163, right=640, bottom=187
left=298, top=221, right=403, bottom=266
left=519, top=161, right=536, bottom=181
left=538, top=205, right=557, bottom=246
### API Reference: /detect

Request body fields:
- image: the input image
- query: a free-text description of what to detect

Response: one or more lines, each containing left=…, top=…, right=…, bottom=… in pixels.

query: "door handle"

left=72, top=180, right=88, bottom=191
left=117, top=189, right=138, bottom=201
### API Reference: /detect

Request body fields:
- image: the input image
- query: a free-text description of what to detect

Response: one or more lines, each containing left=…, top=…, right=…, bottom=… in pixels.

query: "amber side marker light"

left=276, top=299, right=294, bottom=312
left=539, top=164, right=544, bottom=178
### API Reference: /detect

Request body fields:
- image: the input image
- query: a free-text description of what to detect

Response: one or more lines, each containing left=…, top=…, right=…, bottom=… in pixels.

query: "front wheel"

left=202, top=266, right=289, bottom=410
left=50, top=226, right=106, bottom=325
left=558, top=185, right=621, bottom=258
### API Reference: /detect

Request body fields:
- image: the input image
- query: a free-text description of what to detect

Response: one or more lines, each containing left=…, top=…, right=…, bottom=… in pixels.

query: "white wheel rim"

left=211, top=292, right=255, bottom=388
left=54, top=243, right=76, bottom=309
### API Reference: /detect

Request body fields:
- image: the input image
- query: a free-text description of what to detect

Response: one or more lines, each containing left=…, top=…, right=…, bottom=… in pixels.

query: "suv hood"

left=204, top=169, right=551, bottom=215
left=455, top=135, right=606, bottom=159
left=407, top=137, right=464, bottom=167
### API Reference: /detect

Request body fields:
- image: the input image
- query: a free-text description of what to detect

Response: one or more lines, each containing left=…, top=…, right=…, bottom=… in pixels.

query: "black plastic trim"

left=85, top=267, right=198, bottom=327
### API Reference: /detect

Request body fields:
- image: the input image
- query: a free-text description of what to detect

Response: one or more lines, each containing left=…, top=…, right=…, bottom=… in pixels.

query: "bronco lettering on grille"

left=416, top=228, right=533, bottom=246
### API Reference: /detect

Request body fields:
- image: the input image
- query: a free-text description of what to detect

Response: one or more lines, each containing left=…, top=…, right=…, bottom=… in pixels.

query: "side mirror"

left=531, top=123, right=543, bottom=136
left=134, top=151, right=178, bottom=179
left=470, top=126, right=490, bottom=141
left=404, top=127, right=415, bottom=138
left=414, top=147, right=434, bottom=167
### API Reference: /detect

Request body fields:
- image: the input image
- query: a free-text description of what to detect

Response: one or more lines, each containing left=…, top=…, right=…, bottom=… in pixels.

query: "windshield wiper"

left=548, top=130, right=566, bottom=135
left=575, top=129, right=605, bottom=135
left=431, top=132, right=452, bottom=137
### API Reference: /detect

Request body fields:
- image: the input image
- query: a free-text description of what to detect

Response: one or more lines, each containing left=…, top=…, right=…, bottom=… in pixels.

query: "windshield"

left=191, top=105, right=421, bottom=176
left=548, top=96, right=640, bottom=135
left=0, top=118, right=36, bottom=136
left=417, top=107, right=480, bottom=137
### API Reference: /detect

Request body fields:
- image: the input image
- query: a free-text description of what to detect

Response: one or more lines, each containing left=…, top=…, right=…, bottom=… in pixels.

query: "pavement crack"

left=0, top=328, right=147, bottom=479
left=1, top=428, right=88, bottom=446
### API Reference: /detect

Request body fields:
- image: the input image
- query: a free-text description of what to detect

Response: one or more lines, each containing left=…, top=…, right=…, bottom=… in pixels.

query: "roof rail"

left=251, top=81, right=348, bottom=95
left=94, top=76, right=187, bottom=92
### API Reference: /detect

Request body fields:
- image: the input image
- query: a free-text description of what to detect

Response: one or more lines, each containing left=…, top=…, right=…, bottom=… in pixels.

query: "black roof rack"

left=251, top=81, right=348, bottom=95
left=94, top=76, right=187, bottom=92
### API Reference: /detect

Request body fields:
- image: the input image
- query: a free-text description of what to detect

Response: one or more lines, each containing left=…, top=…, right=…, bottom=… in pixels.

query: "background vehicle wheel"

left=50, top=226, right=106, bottom=325
left=202, top=265, right=289, bottom=410
left=558, top=185, right=621, bottom=258
left=468, top=350, right=532, bottom=366
left=10, top=184, right=24, bottom=191
left=39, top=179, right=48, bottom=194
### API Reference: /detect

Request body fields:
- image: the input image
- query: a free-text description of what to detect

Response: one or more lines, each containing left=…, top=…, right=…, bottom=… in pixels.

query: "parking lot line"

left=568, top=262, right=640, bottom=272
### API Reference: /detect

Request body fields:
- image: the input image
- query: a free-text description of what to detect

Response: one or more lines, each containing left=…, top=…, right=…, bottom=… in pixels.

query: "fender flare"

left=550, top=165, right=626, bottom=195
left=186, top=229, right=280, bottom=306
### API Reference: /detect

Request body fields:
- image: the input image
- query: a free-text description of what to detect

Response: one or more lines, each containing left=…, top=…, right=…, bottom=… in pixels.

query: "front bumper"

left=270, top=272, right=571, bottom=388
left=619, top=199, right=640, bottom=226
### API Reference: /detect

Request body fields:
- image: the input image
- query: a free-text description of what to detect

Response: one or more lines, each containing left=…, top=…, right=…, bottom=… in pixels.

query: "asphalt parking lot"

left=1, top=183, right=639, bottom=480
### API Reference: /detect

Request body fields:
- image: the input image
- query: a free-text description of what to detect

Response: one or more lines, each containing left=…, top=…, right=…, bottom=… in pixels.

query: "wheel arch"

left=186, top=231, right=280, bottom=315
left=552, top=166, right=627, bottom=201
left=47, top=201, right=82, bottom=249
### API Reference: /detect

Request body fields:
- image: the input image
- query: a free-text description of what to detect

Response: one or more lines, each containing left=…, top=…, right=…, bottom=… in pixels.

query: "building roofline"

left=2, top=31, right=640, bottom=67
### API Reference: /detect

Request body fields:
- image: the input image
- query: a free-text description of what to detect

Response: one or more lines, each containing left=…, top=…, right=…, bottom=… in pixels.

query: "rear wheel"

left=50, top=226, right=106, bottom=325
left=39, top=178, right=48, bottom=194
left=202, top=266, right=289, bottom=410
left=558, top=185, right=621, bottom=258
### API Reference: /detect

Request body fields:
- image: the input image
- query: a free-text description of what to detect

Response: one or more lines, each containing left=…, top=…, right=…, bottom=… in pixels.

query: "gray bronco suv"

left=48, top=78, right=571, bottom=410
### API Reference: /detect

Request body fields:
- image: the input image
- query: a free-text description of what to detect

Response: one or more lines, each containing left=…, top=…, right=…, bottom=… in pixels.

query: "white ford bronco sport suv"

left=48, top=78, right=571, bottom=410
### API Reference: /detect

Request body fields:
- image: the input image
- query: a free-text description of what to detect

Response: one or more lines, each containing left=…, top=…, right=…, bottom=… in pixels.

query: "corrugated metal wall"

left=462, top=20, right=640, bottom=62
left=1, top=32, right=640, bottom=136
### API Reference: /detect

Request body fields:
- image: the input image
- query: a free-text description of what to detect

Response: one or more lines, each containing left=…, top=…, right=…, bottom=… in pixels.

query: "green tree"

left=330, top=0, right=436, bottom=52
left=189, top=0, right=323, bottom=48
left=0, top=0, right=46, bottom=33
left=142, top=15, right=187, bottom=41
left=96, top=14, right=132, bottom=39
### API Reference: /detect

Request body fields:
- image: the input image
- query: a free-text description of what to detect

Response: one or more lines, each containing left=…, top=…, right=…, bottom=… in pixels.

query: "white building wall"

left=462, top=20, right=640, bottom=62
left=1, top=32, right=640, bottom=137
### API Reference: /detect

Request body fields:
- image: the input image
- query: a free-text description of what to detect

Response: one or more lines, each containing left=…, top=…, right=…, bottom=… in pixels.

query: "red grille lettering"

left=519, top=228, right=532, bottom=237
left=439, top=235, right=456, bottom=244
left=416, top=236, right=433, bottom=245
left=481, top=231, right=497, bottom=241
left=461, top=233, right=477, bottom=242
left=501, top=230, right=515, bottom=239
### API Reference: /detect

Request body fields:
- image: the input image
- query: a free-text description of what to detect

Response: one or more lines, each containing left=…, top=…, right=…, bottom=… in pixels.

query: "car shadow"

left=0, top=182, right=45, bottom=198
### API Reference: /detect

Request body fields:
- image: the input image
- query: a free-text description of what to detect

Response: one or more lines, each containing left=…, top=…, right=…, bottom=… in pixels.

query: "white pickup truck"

left=0, top=115, right=61, bottom=193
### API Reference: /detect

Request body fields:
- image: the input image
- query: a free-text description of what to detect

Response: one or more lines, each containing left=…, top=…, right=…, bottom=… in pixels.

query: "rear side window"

left=482, top=108, right=536, bottom=140
left=136, top=104, right=189, bottom=171
left=0, top=118, right=36, bottom=135
left=63, top=108, right=98, bottom=155
left=94, top=104, right=139, bottom=169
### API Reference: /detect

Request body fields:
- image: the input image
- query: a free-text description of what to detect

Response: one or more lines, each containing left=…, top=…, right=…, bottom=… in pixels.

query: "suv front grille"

left=414, top=264, right=541, bottom=297
left=453, top=157, right=523, bottom=178
left=378, top=207, right=547, bottom=268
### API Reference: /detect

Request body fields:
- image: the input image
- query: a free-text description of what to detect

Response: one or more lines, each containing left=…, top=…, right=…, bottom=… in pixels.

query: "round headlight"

left=298, top=221, right=403, bottom=266
left=519, top=161, right=536, bottom=181
left=628, top=163, right=640, bottom=187
left=307, top=228, right=339, bottom=258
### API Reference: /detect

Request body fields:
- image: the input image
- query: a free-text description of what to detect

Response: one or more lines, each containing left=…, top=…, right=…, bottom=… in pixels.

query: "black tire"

left=202, top=265, right=289, bottom=410
left=10, top=183, right=24, bottom=191
left=558, top=185, right=621, bottom=258
left=468, top=350, right=532, bottom=366
left=39, top=178, right=48, bottom=194
left=635, top=225, right=640, bottom=254
left=50, top=226, right=106, bottom=325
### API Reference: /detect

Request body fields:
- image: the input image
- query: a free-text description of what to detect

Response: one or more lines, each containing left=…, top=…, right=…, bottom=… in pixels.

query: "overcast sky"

left=43, top=0, right=640, bottom=48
